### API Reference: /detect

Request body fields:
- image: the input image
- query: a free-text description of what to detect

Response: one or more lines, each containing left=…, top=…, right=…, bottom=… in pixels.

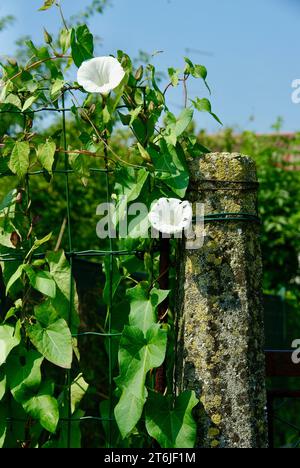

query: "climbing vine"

left=0, top=0, right=220, bottom=448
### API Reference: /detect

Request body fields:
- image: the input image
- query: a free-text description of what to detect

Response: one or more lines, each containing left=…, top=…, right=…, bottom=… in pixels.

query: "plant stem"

left=55, top=217, right=67, bottom=251
left=10, top=55, right=71, bottom=82
left=155, top=236, right=170, bottom=394
left=56, top=1, right=69, bottom=31
left=183, top=75, right=188, bottom=108
left=163, top=82, right=173, bottom=96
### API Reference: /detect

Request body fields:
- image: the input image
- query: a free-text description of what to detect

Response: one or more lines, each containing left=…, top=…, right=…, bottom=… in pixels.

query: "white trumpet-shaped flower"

left=148, top=198, right=193, bottom=235
left=77, top=56, right=125, bottom=95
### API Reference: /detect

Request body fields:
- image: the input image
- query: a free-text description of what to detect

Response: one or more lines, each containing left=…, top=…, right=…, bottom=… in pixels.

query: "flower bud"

left=79, top=109, right=91, bottom=123
left=44, top=28, right=53, bottom=45
left=134, top=66, right=144, bottom=81
left=10, top=231, right=21, bottom=248
left=7, top=57, right=17, bottom=67
left=16, top=190, right=23, bottom=204
left=88, top=104, right=96, bottom=116
left=149, top=101, right=155, bottom=112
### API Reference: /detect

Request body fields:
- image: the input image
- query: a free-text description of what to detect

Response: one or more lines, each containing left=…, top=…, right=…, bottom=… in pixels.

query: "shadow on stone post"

left=176, top=153, right=268, bottom=448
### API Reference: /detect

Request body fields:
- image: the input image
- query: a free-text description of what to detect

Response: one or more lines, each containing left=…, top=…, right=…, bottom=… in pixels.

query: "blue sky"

left=0, top=0, right=300, bottom=133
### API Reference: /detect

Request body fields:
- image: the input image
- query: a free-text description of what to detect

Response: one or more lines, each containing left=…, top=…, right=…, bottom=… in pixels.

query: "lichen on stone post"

left=176, top=153, right=268, bottom=448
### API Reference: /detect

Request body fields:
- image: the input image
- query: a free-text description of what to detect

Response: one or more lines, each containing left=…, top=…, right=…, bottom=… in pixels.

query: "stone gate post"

left=176, top=153, right=268, bottom=448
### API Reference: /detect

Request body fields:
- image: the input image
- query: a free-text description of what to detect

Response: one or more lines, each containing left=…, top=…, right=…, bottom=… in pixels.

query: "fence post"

left=176, top=152, right=268, bottom=448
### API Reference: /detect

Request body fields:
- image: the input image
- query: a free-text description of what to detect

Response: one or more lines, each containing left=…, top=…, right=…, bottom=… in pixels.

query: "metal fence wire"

left=0, top=90, right=138, bottom=448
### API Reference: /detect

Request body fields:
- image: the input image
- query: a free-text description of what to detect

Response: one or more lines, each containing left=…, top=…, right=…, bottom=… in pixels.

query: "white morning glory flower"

left=148, top=198, right=193, bottom=235
left=77, top=56, right=125, bottom=95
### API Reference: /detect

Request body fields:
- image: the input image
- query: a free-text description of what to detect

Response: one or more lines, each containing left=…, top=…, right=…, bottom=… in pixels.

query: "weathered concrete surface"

left=176, top=153, right=268, bottom=448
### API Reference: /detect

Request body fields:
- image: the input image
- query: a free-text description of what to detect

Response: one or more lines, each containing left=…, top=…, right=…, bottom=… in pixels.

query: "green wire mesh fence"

left=0, top=89, right=137, bottom=448
left=0, top=90, right=264, bottom=448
